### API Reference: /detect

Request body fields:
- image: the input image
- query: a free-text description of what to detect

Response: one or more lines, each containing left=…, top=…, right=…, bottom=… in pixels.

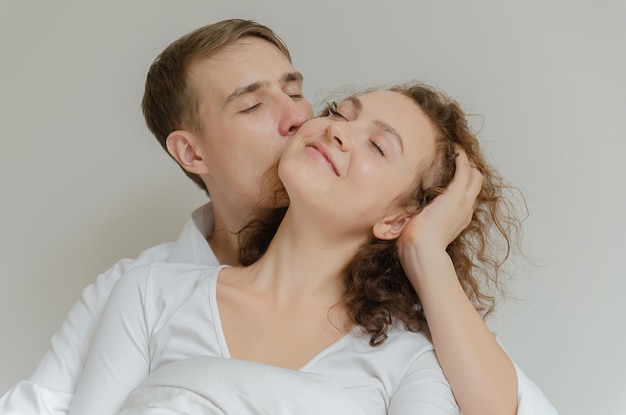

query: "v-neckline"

left=207, top=265, right=355, bottom=372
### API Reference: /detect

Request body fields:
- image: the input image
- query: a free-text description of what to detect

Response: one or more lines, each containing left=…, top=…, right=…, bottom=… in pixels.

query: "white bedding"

left=118, top=356, right=366, bottom=415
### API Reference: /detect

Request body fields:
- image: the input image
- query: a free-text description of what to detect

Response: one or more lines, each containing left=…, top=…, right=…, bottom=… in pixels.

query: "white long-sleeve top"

left=69, top=263, right=460, bottom=415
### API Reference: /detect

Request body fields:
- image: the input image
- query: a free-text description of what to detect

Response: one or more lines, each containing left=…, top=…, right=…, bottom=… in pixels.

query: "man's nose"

left=278, top=97, right=312, bottom=137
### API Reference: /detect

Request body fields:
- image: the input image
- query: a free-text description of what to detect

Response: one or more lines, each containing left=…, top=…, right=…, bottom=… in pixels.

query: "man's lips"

left=305, top=142, right=339, bottom=176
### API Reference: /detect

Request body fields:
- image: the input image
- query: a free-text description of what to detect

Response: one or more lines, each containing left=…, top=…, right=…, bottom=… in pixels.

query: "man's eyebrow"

left=280, top=71, right=304, bottom=84
left=224, top=81, right=269, bottom=107
left=224, top=72, right=304, bottom=109
left=375, top=119, right=404, bottom=153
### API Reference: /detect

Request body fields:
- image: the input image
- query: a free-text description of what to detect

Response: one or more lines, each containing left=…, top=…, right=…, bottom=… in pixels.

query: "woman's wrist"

left=400, top=245, right=458, bottom=297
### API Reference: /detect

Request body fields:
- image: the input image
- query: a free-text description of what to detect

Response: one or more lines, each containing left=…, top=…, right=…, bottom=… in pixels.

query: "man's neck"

left=206, top=229, right=239, bottom=266
left=207, top=200, right=274, bottom=266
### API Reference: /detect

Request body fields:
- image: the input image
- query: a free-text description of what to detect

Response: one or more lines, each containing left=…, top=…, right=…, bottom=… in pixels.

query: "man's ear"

left=372, top=209, right=412, bottom=240
left=165, top=130, right=209, bottom=175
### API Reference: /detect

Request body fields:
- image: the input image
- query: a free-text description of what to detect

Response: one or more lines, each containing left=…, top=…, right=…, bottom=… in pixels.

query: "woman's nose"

left=326, top=121, right=351, bottom=151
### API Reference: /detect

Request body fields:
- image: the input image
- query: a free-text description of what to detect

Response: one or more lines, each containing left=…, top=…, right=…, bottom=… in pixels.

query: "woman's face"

left=279, top=90, right=437, bottom=236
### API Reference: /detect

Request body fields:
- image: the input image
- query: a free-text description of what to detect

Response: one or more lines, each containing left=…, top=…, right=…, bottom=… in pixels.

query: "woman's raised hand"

left=398, top=146, right=482, bottom=257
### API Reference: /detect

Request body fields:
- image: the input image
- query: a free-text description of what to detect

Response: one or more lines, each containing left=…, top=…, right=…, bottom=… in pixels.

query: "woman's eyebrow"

left=374, top=119, right=404, bottom=153
left=347, top=96, right=403, bottom=153
left=347, top=96, right=363, bottom=111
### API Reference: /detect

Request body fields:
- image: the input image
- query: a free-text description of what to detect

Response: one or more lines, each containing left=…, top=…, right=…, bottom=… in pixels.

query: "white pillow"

left=119, top=356, right=366, bottom=415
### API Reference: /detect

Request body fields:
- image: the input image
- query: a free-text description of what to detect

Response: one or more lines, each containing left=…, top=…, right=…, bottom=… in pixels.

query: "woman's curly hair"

left=239, top=82, right=523, bottom=346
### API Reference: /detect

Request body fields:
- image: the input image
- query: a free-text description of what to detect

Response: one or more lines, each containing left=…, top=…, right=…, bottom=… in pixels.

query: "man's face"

left=189, top=37, right=313, bottom=213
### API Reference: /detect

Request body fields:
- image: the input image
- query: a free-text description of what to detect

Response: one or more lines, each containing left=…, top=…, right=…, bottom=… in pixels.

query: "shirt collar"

left=167, top=202, right=219, bottom=266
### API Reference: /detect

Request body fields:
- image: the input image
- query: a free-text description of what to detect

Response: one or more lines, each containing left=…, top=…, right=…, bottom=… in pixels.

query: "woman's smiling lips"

left=305, top=142, right=339, bottom=176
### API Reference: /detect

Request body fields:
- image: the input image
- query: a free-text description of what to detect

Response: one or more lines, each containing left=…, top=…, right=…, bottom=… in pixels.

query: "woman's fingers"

left=451, top=145, right=482, bottom=226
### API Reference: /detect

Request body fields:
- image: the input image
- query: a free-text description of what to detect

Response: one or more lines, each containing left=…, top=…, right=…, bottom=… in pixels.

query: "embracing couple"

left=0, top=19, right=556, bottom=415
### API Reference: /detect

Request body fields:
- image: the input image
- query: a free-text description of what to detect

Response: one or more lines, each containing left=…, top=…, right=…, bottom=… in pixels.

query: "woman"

left=70, top=84, right=532, bottom=415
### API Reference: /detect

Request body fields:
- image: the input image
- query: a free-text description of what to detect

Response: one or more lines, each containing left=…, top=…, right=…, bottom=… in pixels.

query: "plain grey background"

left=1, top=1, right=625, bottom=414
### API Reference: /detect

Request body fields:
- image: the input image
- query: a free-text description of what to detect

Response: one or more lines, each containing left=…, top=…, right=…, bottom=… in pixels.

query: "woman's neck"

left=240, top=207, right=367, bottom=305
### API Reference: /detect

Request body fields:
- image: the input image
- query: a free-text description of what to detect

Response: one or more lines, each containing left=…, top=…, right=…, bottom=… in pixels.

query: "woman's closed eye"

left=369, top=139, right=385, bottom=157
left=327, top=101, right=385, bottom=157
left=327, top=101, right=348, bottom=121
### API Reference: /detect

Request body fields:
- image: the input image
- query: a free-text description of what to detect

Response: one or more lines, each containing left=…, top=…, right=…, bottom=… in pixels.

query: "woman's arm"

left=388, top=344, right=460, bottom=415
left=397, top=148, right=518, bottom=415
left=68, top=266, right=154, bottom=415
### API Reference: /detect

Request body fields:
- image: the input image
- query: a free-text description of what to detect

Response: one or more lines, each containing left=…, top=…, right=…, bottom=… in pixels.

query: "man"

left=1, top=18, right=311, bottom=415
left=0, top=19, right=555, bottom=415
